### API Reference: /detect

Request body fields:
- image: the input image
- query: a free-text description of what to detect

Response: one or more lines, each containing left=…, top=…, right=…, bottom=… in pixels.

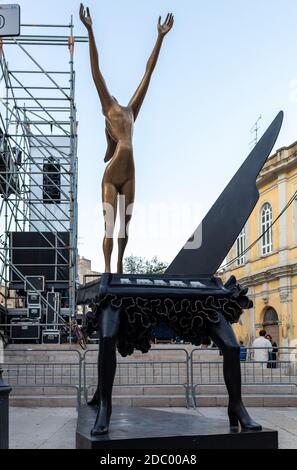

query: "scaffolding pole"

left=0, top=20, right=87, bottom=330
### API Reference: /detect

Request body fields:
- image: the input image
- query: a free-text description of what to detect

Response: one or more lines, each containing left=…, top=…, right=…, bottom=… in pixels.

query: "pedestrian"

left=266, top=334, right=278, bottom=369
left=252, top=330, right=272, bottom=363
left=239, top=341, right=247, bottom=362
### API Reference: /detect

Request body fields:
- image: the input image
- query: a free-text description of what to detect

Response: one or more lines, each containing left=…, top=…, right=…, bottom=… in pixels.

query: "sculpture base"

left=76, top=406, right=278, bottom=450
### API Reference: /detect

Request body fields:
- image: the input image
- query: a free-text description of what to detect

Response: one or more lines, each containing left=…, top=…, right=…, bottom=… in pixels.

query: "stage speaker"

left=9, top=232, right=70, bottom=285
left=0, top=148, right=19, bottom=197
left=43, top=157, right=61, bottom=204
left=25, top=276, right=45, bottom=293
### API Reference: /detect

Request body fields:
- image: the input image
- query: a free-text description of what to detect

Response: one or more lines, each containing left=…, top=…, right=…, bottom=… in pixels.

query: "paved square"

left=9, top=407, right=297, bottom=449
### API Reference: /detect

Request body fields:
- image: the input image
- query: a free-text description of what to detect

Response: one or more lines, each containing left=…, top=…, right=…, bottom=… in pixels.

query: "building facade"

left=222, top=140, right=297, bottom=349
left=77, top=256, right=101, bottom=286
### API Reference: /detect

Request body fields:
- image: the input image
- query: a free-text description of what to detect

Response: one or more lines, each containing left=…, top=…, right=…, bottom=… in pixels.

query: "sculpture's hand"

left=158, top=13, right=174, bottom=37
left=80, top=3, right=93, bottom=31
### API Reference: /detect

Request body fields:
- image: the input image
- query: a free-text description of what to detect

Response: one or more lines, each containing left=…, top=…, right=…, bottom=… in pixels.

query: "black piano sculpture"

left=76, top=112, right=283, bottom=446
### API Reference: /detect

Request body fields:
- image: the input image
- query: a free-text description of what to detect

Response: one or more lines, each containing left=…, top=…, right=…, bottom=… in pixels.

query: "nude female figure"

left=80, top=4, right=174, bottom=273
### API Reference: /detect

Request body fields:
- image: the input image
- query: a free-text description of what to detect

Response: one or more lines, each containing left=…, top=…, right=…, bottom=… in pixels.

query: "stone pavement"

left=9, top=407, right=297, bottom=449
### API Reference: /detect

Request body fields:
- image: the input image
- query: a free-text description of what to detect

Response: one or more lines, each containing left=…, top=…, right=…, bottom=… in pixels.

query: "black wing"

left=166, top=111, right=284, bottom=276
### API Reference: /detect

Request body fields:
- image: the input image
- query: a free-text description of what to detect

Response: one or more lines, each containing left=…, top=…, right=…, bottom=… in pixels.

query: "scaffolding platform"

left=0, top=20, right=88, bottom=335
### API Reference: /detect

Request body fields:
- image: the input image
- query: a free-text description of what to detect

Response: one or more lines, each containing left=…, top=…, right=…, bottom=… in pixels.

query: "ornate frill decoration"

left=86, top=276, right=252, bottom=357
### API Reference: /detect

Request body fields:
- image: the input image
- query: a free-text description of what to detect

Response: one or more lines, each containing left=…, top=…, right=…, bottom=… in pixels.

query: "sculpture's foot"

left=88, top=389, right=100, bottom=407
left=117, top=264, right=123, bottom=275
left=228, top=402, right=262, bottom=432
left=91, top=402, right=112, bottom=436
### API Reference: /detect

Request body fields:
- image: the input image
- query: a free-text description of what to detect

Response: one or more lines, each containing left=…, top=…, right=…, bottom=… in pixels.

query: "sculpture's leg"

left=208, top=312, right=262, bottom=431
left=88, top=387, right=100, bottom=407
left=87, top=308, right=101, bottom=407
left=91, top=305, right=121, bottom=436
left=102, top=182, right=118, bottom=273
left=117, top=180, right=135, bottom=274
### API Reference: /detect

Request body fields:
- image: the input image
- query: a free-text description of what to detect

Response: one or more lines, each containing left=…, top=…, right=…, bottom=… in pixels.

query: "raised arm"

left=80, top=4, right=113, bottom=115
left=129, top=13, right=174, bottom=120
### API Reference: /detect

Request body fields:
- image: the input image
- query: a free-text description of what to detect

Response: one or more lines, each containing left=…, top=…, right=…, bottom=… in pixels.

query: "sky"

left=4, top=0, right=297, bottom=272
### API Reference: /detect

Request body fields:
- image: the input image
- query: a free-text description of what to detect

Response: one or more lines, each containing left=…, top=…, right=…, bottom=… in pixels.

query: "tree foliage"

left=124, top=255, right=168, bottom=275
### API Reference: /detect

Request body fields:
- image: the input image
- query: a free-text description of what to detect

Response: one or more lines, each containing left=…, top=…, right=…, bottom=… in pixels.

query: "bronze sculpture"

left=81, top=274, right=263, bottom=437
left=77, top=5, right=284, bottom=441
left=78, top=112, right=283, bottom=437
left=80, top=4, right=174, bottom=274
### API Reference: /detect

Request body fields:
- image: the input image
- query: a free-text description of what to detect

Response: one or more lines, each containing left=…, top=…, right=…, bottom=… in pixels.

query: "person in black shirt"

left=266, top=335, right=278, bottom=369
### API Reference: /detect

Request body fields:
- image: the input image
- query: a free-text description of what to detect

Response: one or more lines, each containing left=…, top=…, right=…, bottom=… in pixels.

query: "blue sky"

left=7, top=0, right=297, bottom=271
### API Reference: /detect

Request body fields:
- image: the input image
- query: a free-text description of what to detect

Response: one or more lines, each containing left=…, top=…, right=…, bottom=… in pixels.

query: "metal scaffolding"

left=0, top=18, right=88, bottom=327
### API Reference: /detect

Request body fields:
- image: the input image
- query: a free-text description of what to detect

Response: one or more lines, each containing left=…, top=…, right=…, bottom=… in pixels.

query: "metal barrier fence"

left=0, top=346, right=296, bottom=408
left=1, top=348, right=83, bottom=407
left=190, top=347, right=297, bottom=407
left=83, top=348, right=191, bottom=407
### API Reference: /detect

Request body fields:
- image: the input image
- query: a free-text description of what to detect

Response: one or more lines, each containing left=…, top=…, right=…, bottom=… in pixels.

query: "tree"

left=124, top=255, right=168, bottom=275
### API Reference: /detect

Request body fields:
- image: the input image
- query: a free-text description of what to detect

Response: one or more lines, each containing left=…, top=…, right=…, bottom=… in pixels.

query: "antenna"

left=249, top=114, right=262, bottom=149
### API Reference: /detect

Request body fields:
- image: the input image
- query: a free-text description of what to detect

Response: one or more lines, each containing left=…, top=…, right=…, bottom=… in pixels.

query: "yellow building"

left=222, top=140, right=297, bottom=349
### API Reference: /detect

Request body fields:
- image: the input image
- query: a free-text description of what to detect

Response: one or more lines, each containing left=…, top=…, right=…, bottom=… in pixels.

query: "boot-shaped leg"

left=89, top=305, right=120, bottom=410
left=88, top=346, right=100, bottom=407
left=91, top=337, right=117, bottom=436
left=223, top=346, right=262, bottom=432
left=88, top=387, right=100, bottom=407
left=209, top=312, right=262, bottom=432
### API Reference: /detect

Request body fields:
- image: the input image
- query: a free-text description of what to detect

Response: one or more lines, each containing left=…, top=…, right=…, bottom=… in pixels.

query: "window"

left=261, top=203, right=273, bottom=255
left=236, top=228, right=246, bottom=266
left=263, top=307, right=279, bottom=326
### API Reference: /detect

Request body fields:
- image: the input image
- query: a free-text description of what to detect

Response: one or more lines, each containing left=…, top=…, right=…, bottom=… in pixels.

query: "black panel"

left=9, top=232, right=70, bottom=284
left=25, top=276, right=45, bottom=292
left=0, top=151, right=19, bottom=197
left=43, top=157, right=61, bottom=204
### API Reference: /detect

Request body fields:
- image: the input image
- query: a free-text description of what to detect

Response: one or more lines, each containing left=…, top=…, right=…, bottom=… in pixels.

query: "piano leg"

left=90, top=305, right=121, bottom=436
left=208, top=312, right=262, bottom=432
left=87, top=387, right=100, bottom=407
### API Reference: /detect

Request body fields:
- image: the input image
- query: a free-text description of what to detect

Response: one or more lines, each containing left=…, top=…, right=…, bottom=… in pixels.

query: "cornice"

left=257, top=151, right=297, bottom=188
left=230, top=263, right=297, bottom=287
